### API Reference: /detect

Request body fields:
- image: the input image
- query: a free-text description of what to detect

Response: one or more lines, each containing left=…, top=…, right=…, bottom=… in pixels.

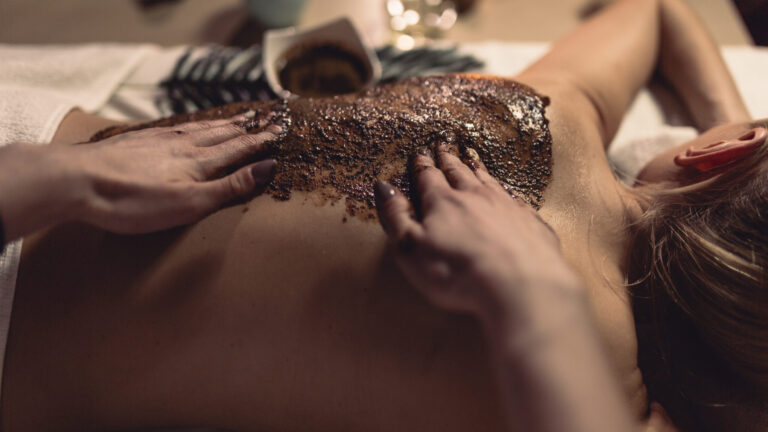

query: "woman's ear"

left=674, top=127, right=767, bottom=172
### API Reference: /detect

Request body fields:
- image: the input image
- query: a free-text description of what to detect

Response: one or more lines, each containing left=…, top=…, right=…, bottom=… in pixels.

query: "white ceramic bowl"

left=263, top=17, right=382, bottom=98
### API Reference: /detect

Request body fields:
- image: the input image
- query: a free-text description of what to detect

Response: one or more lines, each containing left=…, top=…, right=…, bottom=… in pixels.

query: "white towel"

left=0, top=43, right=155, bottom=146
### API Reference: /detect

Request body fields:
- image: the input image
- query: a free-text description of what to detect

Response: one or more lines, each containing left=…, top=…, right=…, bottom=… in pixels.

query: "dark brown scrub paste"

left=93, top=75, right=553, bottom=221
left=277, top=44, right=371, bottom=98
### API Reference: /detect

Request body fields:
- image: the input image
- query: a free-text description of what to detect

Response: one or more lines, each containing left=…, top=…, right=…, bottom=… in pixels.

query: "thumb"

left=198, top=159, right=277, bottom=208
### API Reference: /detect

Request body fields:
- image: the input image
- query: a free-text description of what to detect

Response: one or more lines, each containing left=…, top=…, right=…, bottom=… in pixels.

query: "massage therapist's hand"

left=0, top=116, right=282, bottom=241
left=375, top=144, right=638, bottom=432
left=374, top=144, right=583, bottom=328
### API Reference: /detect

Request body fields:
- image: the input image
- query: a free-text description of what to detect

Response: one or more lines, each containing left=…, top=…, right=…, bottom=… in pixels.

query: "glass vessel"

left=385, top=0, right=458, bottom=49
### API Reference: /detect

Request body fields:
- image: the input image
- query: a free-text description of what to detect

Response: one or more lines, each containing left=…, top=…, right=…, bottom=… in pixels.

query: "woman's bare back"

left=2, top=75, right=644, bottom=431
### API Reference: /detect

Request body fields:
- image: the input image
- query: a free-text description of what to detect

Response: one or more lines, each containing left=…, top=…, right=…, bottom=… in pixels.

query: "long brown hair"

left=627, top=134, right=768, bottom=431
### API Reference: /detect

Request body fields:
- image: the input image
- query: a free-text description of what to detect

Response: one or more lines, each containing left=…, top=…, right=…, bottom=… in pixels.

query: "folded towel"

left=0, top=43, right=154, bottom=146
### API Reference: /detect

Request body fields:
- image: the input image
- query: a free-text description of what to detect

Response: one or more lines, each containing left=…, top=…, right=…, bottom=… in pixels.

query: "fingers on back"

left=411, top=151, right=452, bottom=207
left=374, top=181, right=424, bottom=248
left=195, top=129, right=282, bottom=177
left=435, top=143, right=480, bottom=190
left=186, top=159, right=276, bottom=216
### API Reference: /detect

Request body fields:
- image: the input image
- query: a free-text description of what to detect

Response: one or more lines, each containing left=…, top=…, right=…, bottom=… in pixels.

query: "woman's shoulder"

left=512, top=75, right=627, bottom=214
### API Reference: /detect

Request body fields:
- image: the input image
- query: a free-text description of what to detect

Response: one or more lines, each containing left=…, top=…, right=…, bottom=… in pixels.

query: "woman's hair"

left=627, top=131, right=768, bottom=431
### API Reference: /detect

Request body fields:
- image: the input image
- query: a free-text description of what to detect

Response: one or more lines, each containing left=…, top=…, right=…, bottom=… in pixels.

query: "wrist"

left=468, top=255, right=589, bottom=353
left=490, top=287, right=592, bottom=359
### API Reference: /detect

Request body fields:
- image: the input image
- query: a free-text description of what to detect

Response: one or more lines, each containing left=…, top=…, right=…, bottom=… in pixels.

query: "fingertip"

left=436, top=144, right=463, bottom=168
left=436, top=142, right=460, bottom=157
left=411, top=146, right=434, bottom=162
left=373, top=180, right=415, bottom=237
left=265, top=124, right=283, bottom=135
left=410, top=148, right=437, bottom=174
left=374, top=180, right=397, bottom=204
left=374, top=180, right=397, bottom=232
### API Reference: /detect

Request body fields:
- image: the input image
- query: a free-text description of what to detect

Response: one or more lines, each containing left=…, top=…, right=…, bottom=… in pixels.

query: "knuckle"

left=442, top=166, right=462, bottom=177
left=226, top=172, right=252, bottom=198
left=445, top=193, right=468, bottom=209
left=223, top=123, right=246, bottom=136
left=440, top=151, right=461, bottom=165
left=237, top=133, right=268, bottom=148
left=421, top=189, right=443, bottom=206
left=195, top=120, right=217, bottom=129
left=479, top=172, right=499, bottom=186
left=198, top=124, right=242, bottom=143
left=171, top=144, right=199, bottom=159
left=417, top=169, right=442, bottom=186
left=470, top=184, right=488, bottom=196
left=175, top=186, right=206, bottom=215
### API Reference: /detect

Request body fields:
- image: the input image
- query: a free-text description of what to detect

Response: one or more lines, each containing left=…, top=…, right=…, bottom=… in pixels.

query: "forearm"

left=0, top=144, right=87, bottom=241
left=658, top=0, right=751, bottom=129
left=518, top=0, right=661, bottom=143
left=480, top=278, right=636, bottom=432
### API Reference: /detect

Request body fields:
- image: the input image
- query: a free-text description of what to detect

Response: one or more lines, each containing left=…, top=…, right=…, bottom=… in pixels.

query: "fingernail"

left=436, top=142, right=458, bottom=156
left=266, top=124, right=283, bottom=135
left=251, top=159, right=277, bottom=183
left=416, top=146, right=431, bottom=157
left=464, top=147, right=480, bottom=161
left=243, top=110, right=256, bottom=119
left=374, top=180, right=396, bottom=202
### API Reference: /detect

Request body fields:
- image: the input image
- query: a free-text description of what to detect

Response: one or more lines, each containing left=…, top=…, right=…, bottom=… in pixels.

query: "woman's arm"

left=517, top=0, right=749, bottom=146
left=0, top=115, right=281, bottom=243
left=517, top=0, right=660, bottom=145
left=658, top=0, right=751, bottom=129
left=374, top=145, right=637, bottom=432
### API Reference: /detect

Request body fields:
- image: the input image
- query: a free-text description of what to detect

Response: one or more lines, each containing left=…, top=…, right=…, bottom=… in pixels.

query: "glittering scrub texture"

left=93, top=75, right=553, bottom=221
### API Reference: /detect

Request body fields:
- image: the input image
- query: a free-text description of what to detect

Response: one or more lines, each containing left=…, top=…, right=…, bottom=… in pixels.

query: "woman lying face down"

left=3, top=0, right=767, bottom=431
